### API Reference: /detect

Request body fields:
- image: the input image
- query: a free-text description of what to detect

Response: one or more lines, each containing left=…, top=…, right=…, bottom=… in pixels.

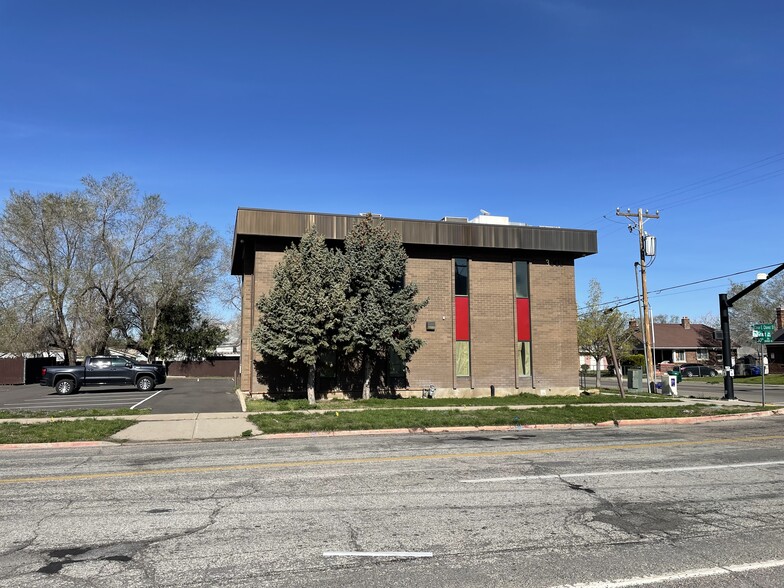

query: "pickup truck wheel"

left=55, top=379, right=75, bottom=395
left=136, top=376, right=155, bottom=391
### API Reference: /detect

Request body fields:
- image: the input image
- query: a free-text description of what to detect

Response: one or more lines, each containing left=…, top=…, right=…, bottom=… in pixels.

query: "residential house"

left=631, top=317, right=735, bottom=373
left=765, top=307, right=784, bottom=374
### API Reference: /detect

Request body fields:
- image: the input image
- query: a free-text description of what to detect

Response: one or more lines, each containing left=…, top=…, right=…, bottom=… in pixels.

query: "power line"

left=579, top=262, right=784, bottom=312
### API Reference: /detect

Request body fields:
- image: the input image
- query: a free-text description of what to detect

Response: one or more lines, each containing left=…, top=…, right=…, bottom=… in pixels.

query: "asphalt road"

left=0, top=377, right=240, bottom=414
left=600, top=379, right=784, bottom=405
left=2, top=418, right=784, bottom=587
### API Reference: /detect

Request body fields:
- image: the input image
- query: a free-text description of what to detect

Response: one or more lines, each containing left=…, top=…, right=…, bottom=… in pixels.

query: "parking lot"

left=0, top=377, right=241, bottom=414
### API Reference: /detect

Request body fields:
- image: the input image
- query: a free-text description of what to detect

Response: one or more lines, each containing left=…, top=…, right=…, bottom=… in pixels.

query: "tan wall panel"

left=405, top=257, right=454, bottom=389
left=530, top=261, right=578, bottom=390
left=470, top=260, right=516, bottom=388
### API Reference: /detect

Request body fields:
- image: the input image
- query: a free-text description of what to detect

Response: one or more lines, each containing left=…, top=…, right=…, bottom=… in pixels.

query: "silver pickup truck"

left=40, top=356, right=167, bottom=395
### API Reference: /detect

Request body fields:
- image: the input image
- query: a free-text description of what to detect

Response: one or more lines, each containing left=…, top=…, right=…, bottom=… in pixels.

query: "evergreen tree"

left=252, top=227, right=346, bottom=404
left=144, top=295, right=226, bottom=361
left=339, top=214, right=427, bottom=398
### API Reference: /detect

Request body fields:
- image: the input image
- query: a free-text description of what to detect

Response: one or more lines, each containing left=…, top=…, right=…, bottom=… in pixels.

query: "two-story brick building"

left=231, top=209, right=597, bottom=397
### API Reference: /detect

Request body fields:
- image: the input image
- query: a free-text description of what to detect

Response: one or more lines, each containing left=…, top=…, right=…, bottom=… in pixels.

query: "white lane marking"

left=550, top=559, right=784, bottom=587
left=131, top=389, right=163, bottom=409
left=461, top=460, right=784, bottom=483
left=323, top=551, right=433, bottom=558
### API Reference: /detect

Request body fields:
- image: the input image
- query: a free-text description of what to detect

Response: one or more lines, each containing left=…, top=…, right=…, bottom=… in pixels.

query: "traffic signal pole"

left=719, top=262, right=784, bottom=400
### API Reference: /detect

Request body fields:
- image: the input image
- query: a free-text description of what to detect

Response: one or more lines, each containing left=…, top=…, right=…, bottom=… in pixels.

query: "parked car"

left=679, top=364, right=719, bottom=378
left=40, top=356, right=167, bottom=394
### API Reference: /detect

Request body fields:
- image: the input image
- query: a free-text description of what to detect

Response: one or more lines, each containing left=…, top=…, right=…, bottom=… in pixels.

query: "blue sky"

left=1, top=0, right=782, bottom=322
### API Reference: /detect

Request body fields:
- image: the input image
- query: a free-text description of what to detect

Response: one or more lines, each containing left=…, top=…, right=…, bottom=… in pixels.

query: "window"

left=455, top=341, right=471, bottom=377
left=455, top=258, right=468, bottom=296
left=111, top=358, right=130, bottom=368
left=673, top=350, right=686, bottom=363
left=454, top=258, right=471, bottom=378
left=515, top=261, right=532, bottom=379
left=515, top=261, right=529, bottom=298
left=388, top=348, right=405, bottom=379
left=516, top=341, right=531, bottom=376
left=696, top=348, right=709, bottom=361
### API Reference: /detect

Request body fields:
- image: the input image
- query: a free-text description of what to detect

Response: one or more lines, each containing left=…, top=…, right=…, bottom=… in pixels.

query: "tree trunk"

left=595, top=364, right=602, bottom=388
left=307, top=364, right=316, bottom=405
left=362, top=355, right=371, bottom=400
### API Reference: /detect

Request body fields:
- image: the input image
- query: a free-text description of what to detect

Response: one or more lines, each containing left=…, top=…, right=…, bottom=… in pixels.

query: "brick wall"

left=405, top=256, right=454, bottom=390
left=470, top=259, right=516, bottom=389
left=239, top=240, right=582, bottom=396
left=529, top=260, right=579, bottom=392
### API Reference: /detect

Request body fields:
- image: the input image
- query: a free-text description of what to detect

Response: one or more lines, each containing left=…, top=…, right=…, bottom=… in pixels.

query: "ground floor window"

left=517, top=341, right=531, bottom=376
left=455, top=341, right=470, bottom=377
left=696, top=348, right=709, bottom=361
left=673, top=350, right=686, bottom=363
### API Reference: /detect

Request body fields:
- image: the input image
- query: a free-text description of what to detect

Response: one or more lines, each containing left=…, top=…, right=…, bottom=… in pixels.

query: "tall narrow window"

left=515, top=261, right=532, bottom=377
left=455, top=258, right=469, bottom=296
left=454, top=258, right=470, bottom=378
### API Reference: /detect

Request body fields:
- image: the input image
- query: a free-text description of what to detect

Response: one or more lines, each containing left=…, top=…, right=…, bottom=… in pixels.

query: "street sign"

left=752, top=323, right=775, bottom=343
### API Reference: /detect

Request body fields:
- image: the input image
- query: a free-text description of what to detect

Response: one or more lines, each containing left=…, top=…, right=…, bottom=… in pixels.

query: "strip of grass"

left=247, top=405, right=766, bottom=434
left=246, top=392, right=674, bottom=412
left=0, top=408, right=151, bottom=419
left=699, top=375, right=784, bottom=385
left=0, top=419, right=133, bottom=444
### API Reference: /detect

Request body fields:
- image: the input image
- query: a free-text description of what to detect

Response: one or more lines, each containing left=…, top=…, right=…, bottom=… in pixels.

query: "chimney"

left=777, top=307, right=784, bottom=330
left=629, top=319, right=639, bottom=330
left=681, top=317, right=690, bottom=329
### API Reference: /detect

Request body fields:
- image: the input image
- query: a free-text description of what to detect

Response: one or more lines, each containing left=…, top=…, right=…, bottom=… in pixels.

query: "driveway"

left=0, top=377, right=240, bottom=414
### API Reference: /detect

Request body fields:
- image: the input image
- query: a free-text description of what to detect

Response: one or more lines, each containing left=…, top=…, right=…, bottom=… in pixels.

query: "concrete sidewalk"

left=110, top=413, right=261, bottom=441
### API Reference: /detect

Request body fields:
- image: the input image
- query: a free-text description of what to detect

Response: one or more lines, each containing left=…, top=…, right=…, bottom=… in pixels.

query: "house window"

left=696, top=348, right=709, bottom=361
left=673, top=350, right=686, bottom=363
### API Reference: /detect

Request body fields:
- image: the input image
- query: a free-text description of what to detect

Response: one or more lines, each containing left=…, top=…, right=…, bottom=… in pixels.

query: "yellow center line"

left=2, top=434, right=784, bottom=485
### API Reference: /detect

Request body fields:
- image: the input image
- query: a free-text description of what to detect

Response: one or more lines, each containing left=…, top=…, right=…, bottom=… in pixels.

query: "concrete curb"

left=257, top=409, right=784, bottom=439
left=0, top=441, right=116, bottom=451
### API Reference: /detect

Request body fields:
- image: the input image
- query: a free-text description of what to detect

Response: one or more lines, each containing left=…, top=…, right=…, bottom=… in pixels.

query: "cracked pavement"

left=1, top=418, right=784, bottom=586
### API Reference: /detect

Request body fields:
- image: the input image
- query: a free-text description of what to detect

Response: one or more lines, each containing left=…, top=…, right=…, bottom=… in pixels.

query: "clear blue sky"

left=1, top=0, right=782, bottom=322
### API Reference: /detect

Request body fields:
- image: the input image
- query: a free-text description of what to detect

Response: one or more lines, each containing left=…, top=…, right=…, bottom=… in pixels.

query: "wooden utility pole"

left=617, top=208, right=659, bottom=392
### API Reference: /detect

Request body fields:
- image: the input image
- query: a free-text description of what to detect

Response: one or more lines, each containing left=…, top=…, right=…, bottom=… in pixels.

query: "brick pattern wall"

left=529, top=260, right=579, bottom=391
left=405, top=257, right=454, bottom=389
left=470, top=260, right=516, bottom=388
left=239, top=239, right=582, bottom=396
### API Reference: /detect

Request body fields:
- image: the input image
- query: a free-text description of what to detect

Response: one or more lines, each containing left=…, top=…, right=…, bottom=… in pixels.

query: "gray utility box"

left=627, top=368, right=643, bottom=391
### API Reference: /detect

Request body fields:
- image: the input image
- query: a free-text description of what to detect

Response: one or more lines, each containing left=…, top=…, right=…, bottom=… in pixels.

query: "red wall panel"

left=455, top=296, right=470, bottom=340
left=516, top=298, right=531, bottom=341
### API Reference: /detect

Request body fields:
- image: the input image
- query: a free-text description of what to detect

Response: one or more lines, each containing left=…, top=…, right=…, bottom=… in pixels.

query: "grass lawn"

left=0, top=419, right=133, bottom=444
left=247, top=404, right=767, bottom=434
left=0, top=408, right=151, bottom=419
left=245, top=392, right=675, bottom=412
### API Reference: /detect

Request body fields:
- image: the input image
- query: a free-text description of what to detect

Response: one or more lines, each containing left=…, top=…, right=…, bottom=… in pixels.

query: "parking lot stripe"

left=131, top=389, right=163, bottom=409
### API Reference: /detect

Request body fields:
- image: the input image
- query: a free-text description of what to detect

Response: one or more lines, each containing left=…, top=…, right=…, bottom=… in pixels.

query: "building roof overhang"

left=231, top=208, right=598, bottom=275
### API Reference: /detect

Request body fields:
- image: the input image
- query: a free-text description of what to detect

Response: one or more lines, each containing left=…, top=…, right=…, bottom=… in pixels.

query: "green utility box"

left=627, top=369, right=642, bottom=391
